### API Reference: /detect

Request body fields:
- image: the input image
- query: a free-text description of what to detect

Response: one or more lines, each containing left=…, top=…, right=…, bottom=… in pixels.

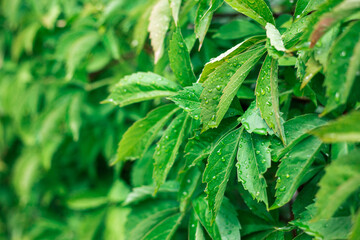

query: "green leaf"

left=168, top=83, right=203, bottom=120
left=104, top=72, right=181, bottom=107
left=195, top=0, right=223, bottom=49
left=148, top=0, right=172, bottom=63
left=193, top=196, right=241, bottom=239
left=213, top=19, right=265, bottom=40
left=169, top=0, right=181, bottom=25
left=240, top=101, right=274, bottom=135
left=237, top=131, right=271, bottom=207
left=169, top=28, right=196, bottom=87
left=265, top=23, right=286, bottom=52
left=224, top=0, right=275, bottom=26
left=255, top=55, right=285, bottom=142
left=294, top=0, right=326, bottom=19
left=132, top=6, right=152, bottom=53
left=113, top=104, right=179, bottom=164
left=322, top=21, right=360, bottom=115
left=314, top=149, right=360, bottom=220
left=184, top=117, right=239, bottom=170
left=104, top=207, right=130, bottom=240
left=300, top=57, right=322, bottom=89
left=189, top=210, right=206, bottom=240
left=203, top=127, right=242, bottom=222
left=350, top=210, right=360, bottom=240
left=179, top=166, right=202, bottom=212
left=153, top=113, right=190, bottom=192
left=142, top=212, right=183, bottom=239
left=282, top=15, right=311, bottom=49
left=271, top=114, right=327, bottom=161
left=310, top=111, right=360, bottom=143
left=271, top=136, right=323, bottom=209
left=199, top=36, right=265, bottom=83
left=201, top=46, right=266, bottom=130
left=103, top=29, right=121, bottom=60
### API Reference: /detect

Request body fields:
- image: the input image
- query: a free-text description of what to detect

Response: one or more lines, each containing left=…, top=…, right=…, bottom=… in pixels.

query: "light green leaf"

left=169, top=0, right=181, bottom=25
left=237, top=131, right=271, bottom=206
left=132, top=6, right=152, bottom=53
left=168, top=83, right=203, bottom=120
left=195, top=0, right=223, bottom=49
left=240, top=101, right=274, bottom=135
left=142, top=212, right=183, bottom=240
left=153, top=113, right=190, bottom=192
left=148, top=0, right=172, bottom=63
left=169, top=27, right=196, bottom=87
left=104, top=72, right=181, bottom=107
left=179, top=167, right=202, bottom=212
left=199, top=36, right=265, bottom=83
left=184, top=117, right=239, bottom=170
left=104, top=207, right=131, bottom=240
left=193, top=196, right=241, bottom=239
left=224, top=0, right=275, bottom=26
left=300, top=57, right=322, bottom=89
left=255, top=55, right=285, bottom=142
left=282, top=15, right=311, bottom=49
left=113, top=104, right=179, bottom=164
left=271, top=136, right=323, bottom=209
left=271, top=114, right=327, bottom=161
left=189, top=210, right=206, bottom=240
left=203, top=127, right=242, bottom=222
left=294, top=0, right=326, bottom=19
left=314, top=149, right=360, bottom=220
left=322, top=21, right=360, bottom=115
left=201, top=46, right=266, bottom=130
left=311, top=111, right=360, bottom=143
left=265, top=23, right=286, bottom=52
left=103, top=29, right=121, bottom=60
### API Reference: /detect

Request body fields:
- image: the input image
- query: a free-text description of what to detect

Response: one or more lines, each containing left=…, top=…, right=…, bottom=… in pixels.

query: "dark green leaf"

left=213, top=19, right=265, bottom=40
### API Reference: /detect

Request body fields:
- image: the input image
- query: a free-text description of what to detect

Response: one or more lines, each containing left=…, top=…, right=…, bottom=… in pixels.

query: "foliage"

left=1, top=0, right=360, bottom=239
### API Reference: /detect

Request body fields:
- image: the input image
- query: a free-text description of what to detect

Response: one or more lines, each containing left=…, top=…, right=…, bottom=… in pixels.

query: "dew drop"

left=256, top=150, right=260, bottom=154
left=216, top=85, right=221, bottom=91
left=340, top=51, right=346, bottom=57
left=208, top=89, right=213, bottom=93
left=261, top=89, right=265, bottom=95
left=205, top=100, right=209, bottom=104
left=266, top=101, right=272, bottom=106
left=286, top=174, right=290, bottom=178
left=217, top=149, right=222, bottom=155
left=194, top=115, right=199, bottom=120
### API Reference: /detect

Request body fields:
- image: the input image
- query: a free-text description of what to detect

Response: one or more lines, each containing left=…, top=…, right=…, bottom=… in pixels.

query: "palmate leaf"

left=104, top=72, right=181, bottom=107
left=148, top=0, right=171, bottom=63
left=255, top=55, right=285, bottom=142
left=183, top=117, right=239, bottom=170
left=153, top=112, right=190, bottom=192
left=199, top=36, right=265, bottom=83
left=112, top=104, right=180, bottom=164
left=168, top=83, right=203, bottom=120
left=203, top=127, right=243, bottom=222
left=311, top=111, right=360, bottom=142
left=322, top=21, right=360, bottom=115
left=169, top=27, right=196, bottom=87
left=271, top=114, right=327, bottom=162
left=195, top=0, right=223, bottom=49
left=314, top=149, right=360, bottom=220
left=201, top=46, right=266, bottom=131
left=237, top=131, right=271, bottom=207
left=224, top=0, right=274, bottom=26
left=193, top=196, right=241, bottom=239
left=270, top=136, right=323, bottom=209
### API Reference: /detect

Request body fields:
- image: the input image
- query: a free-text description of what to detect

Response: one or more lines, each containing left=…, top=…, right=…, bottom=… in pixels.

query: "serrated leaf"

left=142, top=212, right=183, bottom=240
left=168, top=83, right=203, bottom=119
left=183, top=117, right=239, bottom=170
left=237, top=131, right=271, bottom=207
left=240, top=101, right=274, bottom=135
left=153, top=113, right=190, bottom=192
left=148, top=0, right=171, bottom=63
left=169, top=0, right=181, bottom=25
left=203, top=127, right=242, bottom=222
left=314, top=149, right=360, bottom=220
left=255, top=55, right=285, bottom=142
left=195, top=0, right=223, bottom=49
left=270, top=136, right=323, bottom=209
left=193, top=196, right=241, bottom=239
left=104, top=72, right=181, bottom=107
left=169, top=28, right=196, bottom=87
left=271, top=114, right=327, bottom=161
left=201, top=46, right=266, bottom=131
left=265, top=23, right=286, bottom=52
left=189, top=210, right=206, bottom=240
left=224, top=0, right=275, bottom=26
left=322, top=21, right=360, bottom=115
left=294, top=0, right=326, bottom=19
left=282, top=15, right=311, bottom=49
left=311, top=111, right=360, bottom=143
left=113, top=104, right=179, bottom=164
left=199, top=36, right=266, bottom=83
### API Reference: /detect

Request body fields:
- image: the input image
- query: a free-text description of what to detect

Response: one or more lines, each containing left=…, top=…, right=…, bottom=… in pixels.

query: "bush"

left=1, top=0, right=360, bottom=239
